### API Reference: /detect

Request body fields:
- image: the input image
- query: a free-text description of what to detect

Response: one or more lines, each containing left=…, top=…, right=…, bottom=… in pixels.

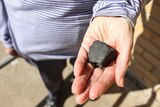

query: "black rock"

left=88, top=40, right=117, bottom=68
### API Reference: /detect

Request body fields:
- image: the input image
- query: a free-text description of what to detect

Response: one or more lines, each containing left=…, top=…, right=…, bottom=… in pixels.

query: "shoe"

left=43, top=101, right=57, bottom=107
left=43, top=96, right=58, bottom=107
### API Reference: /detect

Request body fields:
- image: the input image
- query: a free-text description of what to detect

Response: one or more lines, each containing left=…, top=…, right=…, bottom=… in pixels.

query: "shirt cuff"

left=91, top=0, right=143, bottom=27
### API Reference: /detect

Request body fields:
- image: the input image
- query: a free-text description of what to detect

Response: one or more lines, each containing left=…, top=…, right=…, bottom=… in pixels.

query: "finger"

left=90, top=68, right=103, bottom=86
left=115, top=45, right=132, bottom=87
left=81, top=35, right=95, bottom=52
left=74, top=47, right=88, bottom=76
left=115, top=24, right=133, bottom=87
left=75, top=68, right=103, bottom=104
left=74, top=32, right=97, bottom=77
left=89, top=65, right=115, bottom=100
left=72, top=63, right=94, bottom=95
left=75, top=85, right=90, bottom=105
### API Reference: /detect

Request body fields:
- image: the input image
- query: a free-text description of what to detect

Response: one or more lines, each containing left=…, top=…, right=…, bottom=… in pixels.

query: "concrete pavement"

left=0, top=43, right=160, bottom=107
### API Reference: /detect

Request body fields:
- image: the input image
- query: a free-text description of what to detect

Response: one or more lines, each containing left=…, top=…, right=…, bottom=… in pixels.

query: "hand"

left=72, top=17, right=133, bottom=104
left=5, top=47, right=19, bottom=57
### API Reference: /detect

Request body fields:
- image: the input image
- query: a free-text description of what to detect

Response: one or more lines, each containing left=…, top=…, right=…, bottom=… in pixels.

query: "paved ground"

left=0, top=43, right=160, bottom=107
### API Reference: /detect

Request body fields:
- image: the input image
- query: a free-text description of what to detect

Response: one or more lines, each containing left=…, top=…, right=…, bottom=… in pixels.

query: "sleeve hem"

left=91, top=7, right=137, bottom=27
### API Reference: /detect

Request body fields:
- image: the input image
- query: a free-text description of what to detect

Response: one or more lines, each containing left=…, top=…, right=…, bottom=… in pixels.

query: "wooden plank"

left=134, top=44, right=144, bottom=54
left=129, top=65, right=155, bottom=87
left=137, top=36, right=160, bottom=60
left=143, top=51, right=160, bottom=71
left=155, top=0, right=160, bottom=6
left=134, top=62, right=159, bottom=84
left=145, top=17, right=160, bottom=35
left=151, top=33, right=160, bottom=49
left=151, top=3, right=160, bottom=22
left=133, top=52, right=154, bottom=70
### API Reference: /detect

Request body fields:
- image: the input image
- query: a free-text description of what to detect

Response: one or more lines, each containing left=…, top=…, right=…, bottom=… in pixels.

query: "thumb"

left=74, top=46, right=88, bottom=77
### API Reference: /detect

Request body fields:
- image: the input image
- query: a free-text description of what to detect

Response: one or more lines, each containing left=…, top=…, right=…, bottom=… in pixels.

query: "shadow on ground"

left=36, top=71, right=159, bottom=107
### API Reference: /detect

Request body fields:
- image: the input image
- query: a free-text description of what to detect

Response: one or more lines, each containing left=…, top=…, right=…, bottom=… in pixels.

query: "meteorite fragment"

left=88, top=40, right=117, bottom=68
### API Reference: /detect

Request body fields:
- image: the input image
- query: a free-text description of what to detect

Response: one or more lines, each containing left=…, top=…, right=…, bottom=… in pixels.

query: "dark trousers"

left=26, top=58, right=75, bottom=98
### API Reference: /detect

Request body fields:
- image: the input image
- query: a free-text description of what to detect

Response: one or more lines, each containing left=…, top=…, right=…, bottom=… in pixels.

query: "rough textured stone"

left=88, top=40, right=117, bottom=68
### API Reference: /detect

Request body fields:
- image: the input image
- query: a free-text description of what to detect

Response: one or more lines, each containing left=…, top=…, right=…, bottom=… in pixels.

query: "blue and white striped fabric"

left=0, top=0, right=149, bottom=60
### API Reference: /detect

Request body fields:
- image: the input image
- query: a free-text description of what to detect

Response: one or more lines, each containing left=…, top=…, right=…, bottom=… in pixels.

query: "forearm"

left=92, top=0, right=150, bottom=27
left=0, top=0, right=12, bottom=48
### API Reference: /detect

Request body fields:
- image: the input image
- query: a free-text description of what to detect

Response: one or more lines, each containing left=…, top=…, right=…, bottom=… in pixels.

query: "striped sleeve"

left=0, top=0, right=12, bottom=48
left=92, top=0, right=150, bottom=27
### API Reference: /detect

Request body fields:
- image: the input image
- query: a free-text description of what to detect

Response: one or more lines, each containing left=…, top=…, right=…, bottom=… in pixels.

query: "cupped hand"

left=72, top=16, right=133, bottom=104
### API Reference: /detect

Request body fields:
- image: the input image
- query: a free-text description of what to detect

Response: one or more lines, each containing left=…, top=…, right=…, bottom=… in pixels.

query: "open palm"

left=72, top=17, right=133, bottom=104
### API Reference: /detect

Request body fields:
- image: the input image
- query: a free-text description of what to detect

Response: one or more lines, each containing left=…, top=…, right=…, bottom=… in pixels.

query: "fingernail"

left=90, top=91, right=100, bottom=100
left=71, top=85, right=77, bottom=94
left=76, top=97, right=81, bottom=105
left=76, top=96, right=86, bottom=105
left=119, top=78, right=124, bottom=87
